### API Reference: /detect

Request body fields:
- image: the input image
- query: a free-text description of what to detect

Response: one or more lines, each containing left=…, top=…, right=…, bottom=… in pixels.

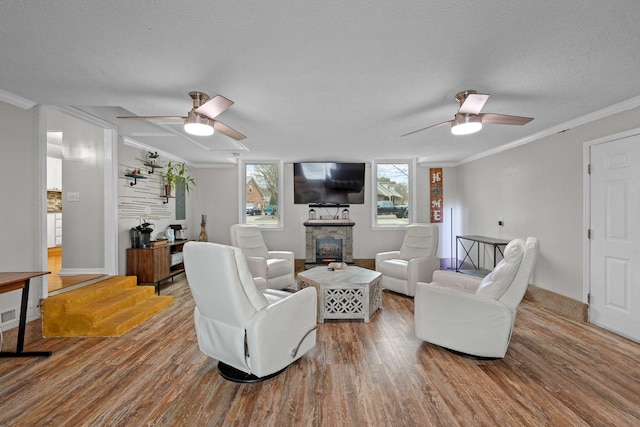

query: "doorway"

left=42, top=107, right=118, bottom=296
left=586, top=129, right=640, bottom=342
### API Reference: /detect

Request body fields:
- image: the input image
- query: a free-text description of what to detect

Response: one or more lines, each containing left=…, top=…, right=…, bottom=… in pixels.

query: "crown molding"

left=0, top=89, right=36, bottom=110
left=458, top=94, right=640, bottom=166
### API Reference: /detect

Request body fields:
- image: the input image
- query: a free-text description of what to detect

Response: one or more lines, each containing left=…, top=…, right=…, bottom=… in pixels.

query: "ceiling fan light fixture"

left=184, top=111, right=214, bottom=136
left=451, top=114, right=482, bottom=135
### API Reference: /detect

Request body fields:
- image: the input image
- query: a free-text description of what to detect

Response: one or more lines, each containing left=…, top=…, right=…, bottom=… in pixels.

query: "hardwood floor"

left=47, top=246, right=105, bottom=293
left=1, top=276, right=638, bottom=426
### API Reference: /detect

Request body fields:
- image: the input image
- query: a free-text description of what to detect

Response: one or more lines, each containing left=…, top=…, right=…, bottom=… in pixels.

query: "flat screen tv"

left=293, top=162, right=365, bottom=204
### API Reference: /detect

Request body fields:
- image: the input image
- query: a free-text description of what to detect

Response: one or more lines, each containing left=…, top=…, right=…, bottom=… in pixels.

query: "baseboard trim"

left=524, top=285, right=588, bottom=322
left=57, top=268, right=106, bottom=276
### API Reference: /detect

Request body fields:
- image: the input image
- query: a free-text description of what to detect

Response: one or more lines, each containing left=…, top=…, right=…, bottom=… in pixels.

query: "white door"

left=589, top=132, right=640, bottom=342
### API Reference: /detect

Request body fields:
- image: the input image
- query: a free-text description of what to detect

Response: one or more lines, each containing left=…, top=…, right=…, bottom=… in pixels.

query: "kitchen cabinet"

left=47, top=212, right=62, bottom=248
left=47, top=157, right=62, bottom=191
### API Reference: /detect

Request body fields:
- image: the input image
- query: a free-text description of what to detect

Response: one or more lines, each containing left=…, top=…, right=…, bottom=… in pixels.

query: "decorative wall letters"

left=430, top=168, right=443, bottom=223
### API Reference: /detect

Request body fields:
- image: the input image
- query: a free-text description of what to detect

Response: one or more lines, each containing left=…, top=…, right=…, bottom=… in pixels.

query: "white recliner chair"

left=414, top=236, right=539, bottom=358
left=230, top=224, right=295, bottom=290
left=183, top=242, right=317, bottom=382
left=375, top=224, right=440, bottom=297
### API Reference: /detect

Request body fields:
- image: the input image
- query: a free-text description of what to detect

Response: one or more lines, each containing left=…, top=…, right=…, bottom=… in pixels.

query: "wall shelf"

left=125, top=173, right=147, bottom=186
left=144, top=162, right=163, bottom=174
left=160, top=194, right=175, bottom=204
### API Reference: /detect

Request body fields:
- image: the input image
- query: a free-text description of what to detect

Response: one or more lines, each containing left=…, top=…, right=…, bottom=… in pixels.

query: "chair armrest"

left=253, top=277, right=268, bottom=292
left=246, top=256, right=268, bottom=279
left=268, top=251, right=294, bottom=261
left=414, top=282, right=514, bottom=357
left=247, top=287, right=318, bottom=376
left=375, top=251, right=401, bottom=265
left=432, top=269, right=482, bottom=292
left=408, top=256, right=441, bottom=282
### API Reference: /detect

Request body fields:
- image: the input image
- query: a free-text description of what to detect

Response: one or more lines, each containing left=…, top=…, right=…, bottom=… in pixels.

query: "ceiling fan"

left=117, top=92, right=246, bottom=140
left=402, top=90, right=533, bottom=137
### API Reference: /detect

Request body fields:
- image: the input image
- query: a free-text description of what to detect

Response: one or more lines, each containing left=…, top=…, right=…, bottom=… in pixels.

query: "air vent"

left=1, top=309, right=16, bottom=323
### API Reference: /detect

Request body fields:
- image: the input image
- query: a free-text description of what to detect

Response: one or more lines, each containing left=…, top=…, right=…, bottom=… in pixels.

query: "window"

left=373, top=160, right=413, bottom=227
left=241, top=161, right=282, bottom=227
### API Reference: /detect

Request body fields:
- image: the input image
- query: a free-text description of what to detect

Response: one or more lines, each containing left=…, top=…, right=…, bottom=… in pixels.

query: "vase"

left=198, top=223, right=207, bottom=242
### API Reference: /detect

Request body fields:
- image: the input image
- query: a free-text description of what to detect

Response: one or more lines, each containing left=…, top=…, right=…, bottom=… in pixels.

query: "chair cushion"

left=266, top=258, right=292, bottom=278
left=234, top=227, right=269, bottom=259
left=398, top=224, right=437, bottom=260
left=475, top=239, right=524, bottom=299
left=377, top=259, right=409, bottom=280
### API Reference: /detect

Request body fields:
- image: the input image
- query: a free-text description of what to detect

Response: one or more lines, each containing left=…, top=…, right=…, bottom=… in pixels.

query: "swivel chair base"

left=217, top=362, right=287, bottom=383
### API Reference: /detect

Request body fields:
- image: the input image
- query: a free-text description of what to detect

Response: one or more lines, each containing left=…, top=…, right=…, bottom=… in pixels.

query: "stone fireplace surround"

left=304, top=220, right=354, bottom=268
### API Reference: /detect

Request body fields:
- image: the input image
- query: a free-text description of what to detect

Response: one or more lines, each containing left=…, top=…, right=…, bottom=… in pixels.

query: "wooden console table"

left=0, top=272, right=52, bottom=358
left=456, top=235, right=510, bottom=275
left=126, top=240, right=188, bottom=295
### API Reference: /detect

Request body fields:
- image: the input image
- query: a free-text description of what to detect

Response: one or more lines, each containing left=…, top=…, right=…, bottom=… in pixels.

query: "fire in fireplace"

left=316, top=237, right=343, bottom=263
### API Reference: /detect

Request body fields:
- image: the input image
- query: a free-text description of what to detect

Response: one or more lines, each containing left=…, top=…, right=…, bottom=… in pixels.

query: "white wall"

left=193, top=162, right=456, bottom=261
left=117, top=140, right=196, bottom=274
left=0, top=101, right=42, bottom=330
left=454, top=106, right=640, bottom=301
left=47, top=109, right=105, bottom=271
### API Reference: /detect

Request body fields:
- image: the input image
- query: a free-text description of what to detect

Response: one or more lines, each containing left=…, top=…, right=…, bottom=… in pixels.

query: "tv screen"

left=294, top=162, right=365, bottom=204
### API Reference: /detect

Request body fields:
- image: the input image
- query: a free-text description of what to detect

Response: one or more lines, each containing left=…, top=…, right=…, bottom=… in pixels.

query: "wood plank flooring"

left=1, top=276, right=638, bottom=426
left=47, top=246, right=106, bottom=292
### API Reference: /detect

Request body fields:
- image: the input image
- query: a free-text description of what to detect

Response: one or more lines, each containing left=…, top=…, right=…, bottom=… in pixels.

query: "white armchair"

left=414, top=237, right=539, bottom=358
left=230, top=224, right=295, bottom=290
left=183, top=242, right=317, bottom=382
left=375, top=223, right=440, bottom=297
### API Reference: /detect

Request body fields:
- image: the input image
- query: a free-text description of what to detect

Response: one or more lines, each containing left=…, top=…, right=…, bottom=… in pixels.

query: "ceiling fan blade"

left=117, top=115, right=186, bottom=120
left=195, top=95, right=234, bottom=119
left=480, top=113, right=533, bottom=125
left=401, top=120, right=453, bottom=137
left=213, top=120, right=246, bottom=141
left=458, top=93, right=490, bottom=115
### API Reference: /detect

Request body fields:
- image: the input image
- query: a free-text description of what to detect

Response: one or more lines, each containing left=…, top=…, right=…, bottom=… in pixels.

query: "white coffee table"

left=297, top=266, right=382, bottom=323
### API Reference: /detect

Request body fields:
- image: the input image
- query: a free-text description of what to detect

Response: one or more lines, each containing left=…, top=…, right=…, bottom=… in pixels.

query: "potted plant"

left=147, top=151, right=160, bottom=165
left=163, top=161, right=196, bottom=196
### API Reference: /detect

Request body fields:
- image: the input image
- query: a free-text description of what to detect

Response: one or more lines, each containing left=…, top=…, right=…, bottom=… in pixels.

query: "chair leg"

left=217, top=362, right=287, bottom=383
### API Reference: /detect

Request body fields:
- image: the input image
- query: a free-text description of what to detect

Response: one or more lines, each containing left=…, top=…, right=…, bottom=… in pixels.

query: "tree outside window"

left=243, top=162, right=281, bottom=227
left=374, top=161, right=411, bottom=226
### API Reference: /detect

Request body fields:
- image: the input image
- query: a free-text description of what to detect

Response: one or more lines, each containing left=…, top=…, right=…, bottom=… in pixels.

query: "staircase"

left=42, top=276, right=173, bottom=337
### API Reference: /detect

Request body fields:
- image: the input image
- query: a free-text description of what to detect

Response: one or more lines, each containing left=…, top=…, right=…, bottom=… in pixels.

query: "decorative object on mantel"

left=309, top=209, right=316, bottom=220
left=342, top=208, right=349, bottom=220
left=199, top=214, right=208, bottom=242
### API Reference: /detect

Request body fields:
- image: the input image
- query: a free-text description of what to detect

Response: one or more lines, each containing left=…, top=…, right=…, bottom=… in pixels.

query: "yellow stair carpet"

left=42, top=276, right=173, bottom=337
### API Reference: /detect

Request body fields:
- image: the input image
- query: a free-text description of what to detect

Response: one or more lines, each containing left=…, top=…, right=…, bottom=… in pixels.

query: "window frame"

left=239, top=159, right=283, bottom=229
left=371, top=159, right=415, bottom=228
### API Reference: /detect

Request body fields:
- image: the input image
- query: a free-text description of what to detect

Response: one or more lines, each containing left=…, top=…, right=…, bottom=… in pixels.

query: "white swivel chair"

left=414, top=237, right=539, bottom=358
left=230, top=224, right=295, bottom=290
left=183, top=242, right=317, bottom=382
left=375, top=224, right=440, bottom=297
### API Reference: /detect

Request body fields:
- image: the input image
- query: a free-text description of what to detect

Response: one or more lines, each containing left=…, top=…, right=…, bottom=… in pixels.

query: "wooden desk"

left=0, top=272, right=52, bottom=358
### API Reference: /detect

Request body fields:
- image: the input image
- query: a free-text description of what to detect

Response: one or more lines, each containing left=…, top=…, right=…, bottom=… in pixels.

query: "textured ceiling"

left=2, top=1, right=640, bottom=166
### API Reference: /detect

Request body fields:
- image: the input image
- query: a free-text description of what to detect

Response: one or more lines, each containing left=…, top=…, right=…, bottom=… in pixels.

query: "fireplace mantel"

left=303, top=220, right=355, bottom=227
left=304, top=221, right=354, bottom=268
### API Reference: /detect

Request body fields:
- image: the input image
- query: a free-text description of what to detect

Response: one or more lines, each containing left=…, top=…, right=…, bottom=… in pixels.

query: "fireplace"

left=304, top=219, right=354, bottom=268
left=316, top=237, right=342, bottom=263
